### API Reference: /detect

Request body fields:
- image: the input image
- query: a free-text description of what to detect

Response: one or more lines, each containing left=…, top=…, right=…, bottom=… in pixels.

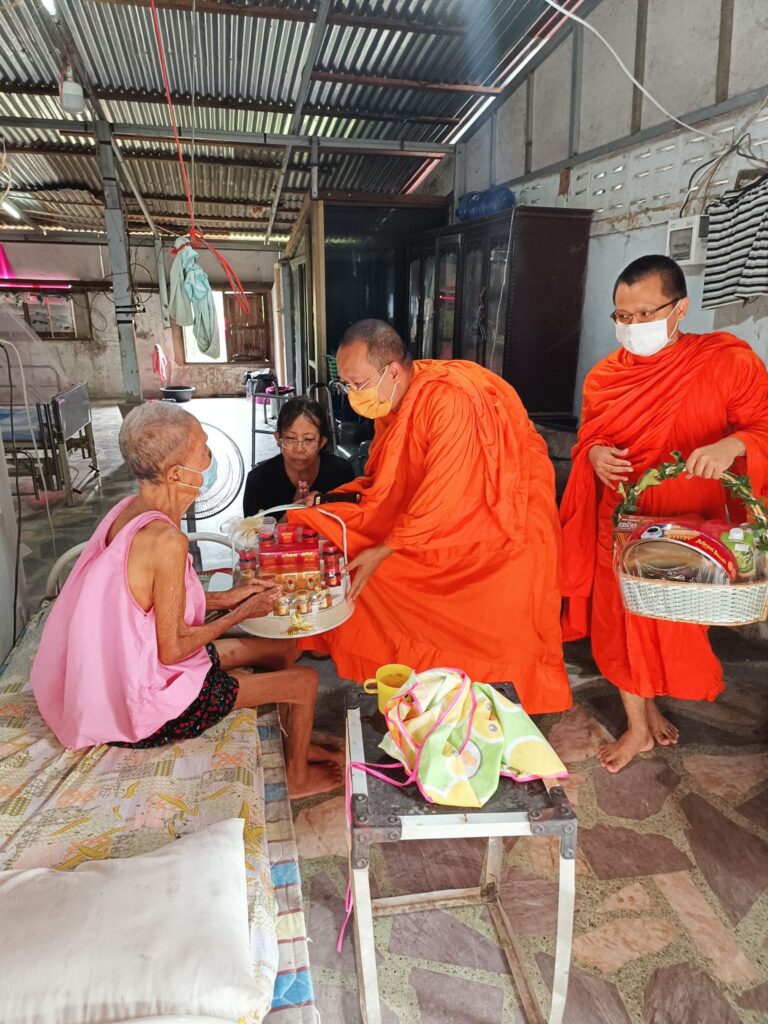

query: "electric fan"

left=185, top=421, right=245, bottom=533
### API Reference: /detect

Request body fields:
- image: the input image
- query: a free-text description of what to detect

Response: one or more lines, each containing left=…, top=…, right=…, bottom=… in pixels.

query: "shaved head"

left=119, top=402, right=201, bottom=481
left=338, top=319, right=412, bottom=368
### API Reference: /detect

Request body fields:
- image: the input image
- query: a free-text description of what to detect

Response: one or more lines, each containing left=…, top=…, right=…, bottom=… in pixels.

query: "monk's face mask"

left=615, top=301, right=682, bottom=357
left=347, top=366, right=397, bottom=418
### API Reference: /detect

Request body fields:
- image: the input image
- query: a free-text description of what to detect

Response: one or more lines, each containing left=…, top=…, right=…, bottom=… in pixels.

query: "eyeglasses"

left=610, top=299, right=681, bottom=326
left=278, top=438, right=321, bottom=451
left=331, top=363, right=389, bottom=395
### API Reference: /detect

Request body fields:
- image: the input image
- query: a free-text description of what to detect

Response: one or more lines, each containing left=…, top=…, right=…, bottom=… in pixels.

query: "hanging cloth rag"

left=703, top=174, right=768, bottom=308
left=151, top=343, right=170, bottom=384
left=168, top=236, right=220, bottom=358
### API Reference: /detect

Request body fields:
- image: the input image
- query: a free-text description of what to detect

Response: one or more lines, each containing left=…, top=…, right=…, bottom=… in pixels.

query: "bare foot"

left=646, top=701, right=679, bottom=746
left=598, top=729, right=654, bottom=773
left=308, top=741, right=345, bottom=767
left=288, top=761, right=343, bottom=799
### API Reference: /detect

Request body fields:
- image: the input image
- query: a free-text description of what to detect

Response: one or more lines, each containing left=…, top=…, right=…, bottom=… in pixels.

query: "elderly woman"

left=31, top=403, right=340, bottom=798
left=243, top=396, right=355, bottom=516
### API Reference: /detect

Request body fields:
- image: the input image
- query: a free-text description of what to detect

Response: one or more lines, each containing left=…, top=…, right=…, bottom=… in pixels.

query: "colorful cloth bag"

left=380, top=667, right=567, bottom=808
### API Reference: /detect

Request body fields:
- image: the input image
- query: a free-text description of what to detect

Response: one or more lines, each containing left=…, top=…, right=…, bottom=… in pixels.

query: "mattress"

left=0, top=404, right=44, bottom=444
left=0, top=608, right=280, bottom=1023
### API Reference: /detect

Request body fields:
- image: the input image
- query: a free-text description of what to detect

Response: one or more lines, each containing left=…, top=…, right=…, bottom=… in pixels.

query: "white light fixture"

left=2, top=201, right=22, bottom=220
left=41, top=0, right=56, bottom=14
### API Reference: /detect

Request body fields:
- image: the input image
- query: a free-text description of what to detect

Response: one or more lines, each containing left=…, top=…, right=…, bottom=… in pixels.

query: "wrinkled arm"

left=152, top=534, right=246, bottom=664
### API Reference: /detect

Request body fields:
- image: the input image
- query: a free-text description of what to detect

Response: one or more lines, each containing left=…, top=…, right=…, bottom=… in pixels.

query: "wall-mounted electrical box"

left=666, top=214, right=709, bottom=266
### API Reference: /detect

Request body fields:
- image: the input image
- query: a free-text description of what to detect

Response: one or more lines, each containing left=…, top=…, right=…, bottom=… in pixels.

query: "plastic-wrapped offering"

left=619, top=521, right=738, bottom=585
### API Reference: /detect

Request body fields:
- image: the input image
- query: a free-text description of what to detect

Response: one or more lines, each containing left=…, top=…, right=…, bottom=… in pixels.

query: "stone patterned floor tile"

left=547, top=706, right=614, bottom=763
left=737, top=981, right=768, bottom=1014
left=306, top=870, right=356, bottom=974
left=409, top=967, right=509, bottom=1024
left=592, top=757, right=680, bottom=820
left=379, top=837, right=487, bottom=897
left=499, top=867, right=582, bottom=936
left=654, top=871, right=759, bottom=984
left=643, top=962, right=741, bottom=1024
left=388, top=907, right=509, bottom=973
left=736, top=788, right=768, bottom=832
left=294, top=795, right=347, bottom=859
left=580, top=824, right=690, bottom=879
left=597, top=881, right=650, bottom=913
left=537, top=953, right=631, bottom=1024
left=680, top=792, right=768, bottom=925
left=313, top=981, right=400, bottom=1024
left=559, top=769, right=587, bottom=807
left=682, top=751, right=768, bottom=803
left=572, top=916, right=678, bottom=973
left=528, top=834, right=592, bottom=878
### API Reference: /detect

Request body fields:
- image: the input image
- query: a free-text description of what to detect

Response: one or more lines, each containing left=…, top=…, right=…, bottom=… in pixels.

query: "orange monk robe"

left=560, top=332, right=768, bottom=702
left=289, top=360, right=572, bottom=715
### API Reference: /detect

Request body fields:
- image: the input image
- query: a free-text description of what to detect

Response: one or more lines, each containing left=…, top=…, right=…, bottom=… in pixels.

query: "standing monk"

left=560, top=255, right=768, bottom=772
left=290, top=319, right=572, bottom=715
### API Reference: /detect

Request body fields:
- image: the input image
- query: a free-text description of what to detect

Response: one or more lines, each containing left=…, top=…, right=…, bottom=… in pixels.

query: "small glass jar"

left=324, top=568, right=341, bottom=589
left=274, top=597, right=291, bottom=617
left=314, top=588, right=333, bottom=609
left=296, top=591, right=312, bottom=614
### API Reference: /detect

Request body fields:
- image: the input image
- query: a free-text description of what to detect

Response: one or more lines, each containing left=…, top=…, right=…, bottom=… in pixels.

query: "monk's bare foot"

left=308, top=741, right=345, bottom=767
left=287, top=761, right=343, bottom=799
left=646, top=701, right=679, bottom=746
left=598, top=730, right=653, bottom=773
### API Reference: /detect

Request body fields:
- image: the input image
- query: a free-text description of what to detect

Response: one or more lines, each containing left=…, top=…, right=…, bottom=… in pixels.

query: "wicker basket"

left=614, top=452, right=768, bottom=626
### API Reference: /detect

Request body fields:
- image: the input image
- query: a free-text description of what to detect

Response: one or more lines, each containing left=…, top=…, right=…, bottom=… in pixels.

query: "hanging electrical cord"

left=147, top=0, right=249, bottom=313
left=542, top=0, right=724, bottom=143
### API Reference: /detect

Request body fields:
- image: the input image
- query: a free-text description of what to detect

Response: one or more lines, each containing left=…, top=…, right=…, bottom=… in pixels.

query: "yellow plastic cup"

left=363, top=663, right=413, bottom=714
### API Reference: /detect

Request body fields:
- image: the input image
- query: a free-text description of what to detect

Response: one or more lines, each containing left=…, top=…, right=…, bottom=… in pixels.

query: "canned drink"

left=274, top=597, right=291, bottom=617
left=296, top=591, right=312, bottom=614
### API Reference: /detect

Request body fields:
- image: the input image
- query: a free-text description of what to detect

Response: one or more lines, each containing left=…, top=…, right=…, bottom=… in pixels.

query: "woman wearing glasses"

left=560, top=253, right=768, bottom=773
left=243, top=396, right=355, bottom=517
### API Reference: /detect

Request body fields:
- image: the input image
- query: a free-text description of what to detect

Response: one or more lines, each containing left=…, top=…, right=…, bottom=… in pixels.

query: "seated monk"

left=560, top=254, right=768, bottom=772
left=30, top=403, right=341, bottom=798
left=289, top=319, right=572, bottom=716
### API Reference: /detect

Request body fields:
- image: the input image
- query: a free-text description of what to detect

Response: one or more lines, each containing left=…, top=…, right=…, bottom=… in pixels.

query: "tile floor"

left=13, top=398, right=768, bottom=1024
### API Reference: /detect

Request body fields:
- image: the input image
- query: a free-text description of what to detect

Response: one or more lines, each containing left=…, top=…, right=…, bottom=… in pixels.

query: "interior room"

left=1, top=2, right=767, bottom=1023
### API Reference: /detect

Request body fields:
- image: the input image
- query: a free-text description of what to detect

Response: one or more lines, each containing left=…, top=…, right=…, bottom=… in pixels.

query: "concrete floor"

left=14, top=398, right=768, bottom=1024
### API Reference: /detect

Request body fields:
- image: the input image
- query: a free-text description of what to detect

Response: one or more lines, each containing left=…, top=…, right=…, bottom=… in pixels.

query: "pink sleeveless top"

left=31, top=498, right=211, bottom=749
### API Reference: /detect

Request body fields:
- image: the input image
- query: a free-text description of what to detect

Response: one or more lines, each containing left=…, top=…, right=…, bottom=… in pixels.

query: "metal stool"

left=345, top=687, right=577, bottom=1024
left=249, top=388, right=295, bottom=466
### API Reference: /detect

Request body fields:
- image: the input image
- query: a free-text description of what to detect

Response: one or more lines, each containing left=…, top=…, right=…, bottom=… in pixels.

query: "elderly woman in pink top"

left=31, top=403, right=341, bottom=799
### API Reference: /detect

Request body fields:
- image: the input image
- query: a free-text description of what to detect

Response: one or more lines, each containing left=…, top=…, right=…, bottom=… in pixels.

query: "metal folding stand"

left=344, top=689, right=577, bottom=1024
left=249, top=390, right=295, bottom=467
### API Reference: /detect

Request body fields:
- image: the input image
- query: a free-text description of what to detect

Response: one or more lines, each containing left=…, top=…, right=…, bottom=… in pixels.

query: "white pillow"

left=0, top=819, right=262, bottom=1024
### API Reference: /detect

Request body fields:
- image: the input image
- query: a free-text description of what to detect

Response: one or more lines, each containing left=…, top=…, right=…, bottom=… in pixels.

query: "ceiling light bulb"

left=2, top=201, right=22, bottom=220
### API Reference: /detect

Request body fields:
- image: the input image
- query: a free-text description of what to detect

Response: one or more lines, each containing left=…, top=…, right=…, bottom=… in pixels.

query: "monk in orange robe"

left=289, top=319, right=572, bottom=715
left=560, top=254, right=768, bottom=771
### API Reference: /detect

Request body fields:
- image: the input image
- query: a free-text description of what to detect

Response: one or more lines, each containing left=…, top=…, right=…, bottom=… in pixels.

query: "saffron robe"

left=560, top=332, right=768, bottom=701
left=290, top=360, right=572, bottom=715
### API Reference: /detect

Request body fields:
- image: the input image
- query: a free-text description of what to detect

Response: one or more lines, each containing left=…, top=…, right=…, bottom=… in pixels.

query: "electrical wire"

left=1, top=344, right=22, bottom=643
left=542, top=0, right=723, bottom=143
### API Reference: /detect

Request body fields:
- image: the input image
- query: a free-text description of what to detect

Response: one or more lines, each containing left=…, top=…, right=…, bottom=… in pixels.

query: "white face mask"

left=615, top=302, right=681, bottom=356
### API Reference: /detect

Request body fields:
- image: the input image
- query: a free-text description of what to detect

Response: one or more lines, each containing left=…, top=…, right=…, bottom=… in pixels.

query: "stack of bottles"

left=237, top=521, right=344, bottom=618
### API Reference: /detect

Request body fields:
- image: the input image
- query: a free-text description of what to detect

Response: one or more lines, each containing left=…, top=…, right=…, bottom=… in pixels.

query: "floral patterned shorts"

left=112, top=644, right=240, bottom=749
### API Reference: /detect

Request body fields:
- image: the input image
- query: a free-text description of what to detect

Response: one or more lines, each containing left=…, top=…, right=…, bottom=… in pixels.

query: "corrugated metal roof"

left=0, top=0, right=564, bottom=237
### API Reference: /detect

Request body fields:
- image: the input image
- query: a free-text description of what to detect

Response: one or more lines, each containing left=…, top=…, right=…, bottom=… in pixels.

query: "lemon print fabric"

left=379, top=668, right=567, bottom=808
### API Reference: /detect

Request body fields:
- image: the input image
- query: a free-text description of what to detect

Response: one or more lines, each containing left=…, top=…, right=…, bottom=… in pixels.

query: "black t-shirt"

left=243, top=451, right=357, bottom=517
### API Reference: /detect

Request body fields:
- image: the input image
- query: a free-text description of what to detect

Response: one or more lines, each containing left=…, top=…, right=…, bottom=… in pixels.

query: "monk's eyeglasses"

left=331, top=363, right=390, bottom=395
left=610, top=299, right=681, bottom=326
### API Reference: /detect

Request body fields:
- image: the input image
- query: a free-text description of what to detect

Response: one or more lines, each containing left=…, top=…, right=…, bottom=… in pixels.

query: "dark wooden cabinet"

left=407, top=206, right=592, bottom=418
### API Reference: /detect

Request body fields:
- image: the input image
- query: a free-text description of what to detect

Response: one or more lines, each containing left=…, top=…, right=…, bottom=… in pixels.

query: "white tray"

left=207, top=569, right=355, bottom=639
